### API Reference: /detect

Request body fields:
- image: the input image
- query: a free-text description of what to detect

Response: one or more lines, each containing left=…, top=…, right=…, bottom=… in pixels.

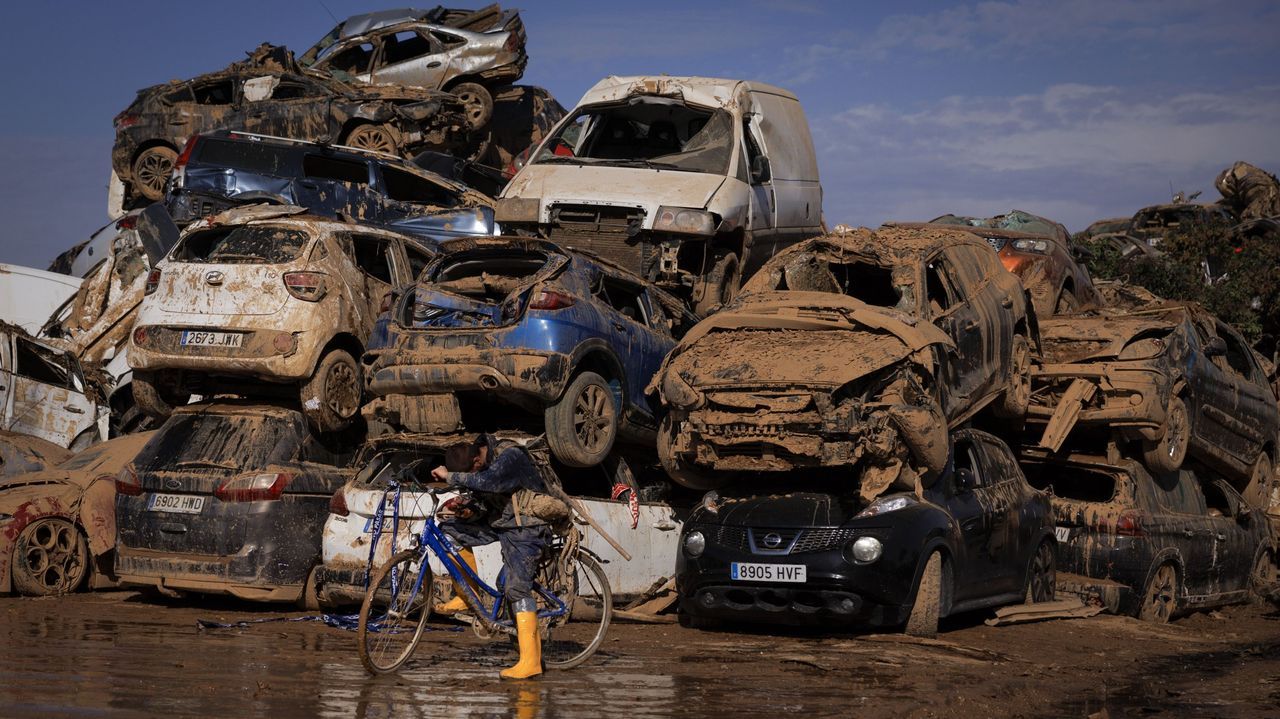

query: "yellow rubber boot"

left=434, top=547, right=479, bottom=615
left=500, top=610, right=543, bottom=680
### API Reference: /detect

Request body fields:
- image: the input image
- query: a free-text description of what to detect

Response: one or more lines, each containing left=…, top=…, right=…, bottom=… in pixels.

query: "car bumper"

left=130, top=326, right=316, bottom=383
left=114, top=546, right=304, bottom=602
left=366, top=348, right=569, bottom=402
left=1029, top=366, right=1168, bottom=435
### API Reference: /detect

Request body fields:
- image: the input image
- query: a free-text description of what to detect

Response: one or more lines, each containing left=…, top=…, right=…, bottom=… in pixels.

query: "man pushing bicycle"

left=430, top=433, right=564, bottom=680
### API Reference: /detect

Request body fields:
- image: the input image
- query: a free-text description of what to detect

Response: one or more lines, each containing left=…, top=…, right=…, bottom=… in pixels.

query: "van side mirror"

left=1203, top=337, right=1227, bottom=357
left=750, top=155, right=771, bottom=184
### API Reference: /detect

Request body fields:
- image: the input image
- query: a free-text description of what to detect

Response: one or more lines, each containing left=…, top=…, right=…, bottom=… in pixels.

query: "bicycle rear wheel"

left=538, top=551, right=612, bottom=669
left=358, top=549, right=433, bottom=674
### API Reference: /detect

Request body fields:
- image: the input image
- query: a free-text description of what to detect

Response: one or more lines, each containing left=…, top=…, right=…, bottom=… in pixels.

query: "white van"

left=0, top=329, right=100, bottom=449
left=496, top=76, right=823, bottom=314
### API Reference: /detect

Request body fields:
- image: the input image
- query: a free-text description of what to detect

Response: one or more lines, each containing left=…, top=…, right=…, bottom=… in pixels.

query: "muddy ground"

left=1, top=591, right=1277, bottom=718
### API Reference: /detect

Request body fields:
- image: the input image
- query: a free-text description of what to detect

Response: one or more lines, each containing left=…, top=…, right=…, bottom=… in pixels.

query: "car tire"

left=1242, top=452, right=1274, bottom=511
left=343, top=123, right=399, bottom=155
left=11, top=518, right=91, bottom=596
left=1055, top=287, right=1079, bottom=314
left=300, top=349, right=363, bottom=434
left=905, top=551, right=943, bottom=638
left=1249, top=549, right=1278, bottom=605
left=545, top=371, right=618, bottom=468
left=657, top=414, right=724, bottom=490
left=694, top=252, right=740, bottom=317
left=132, top=145, right=178, bottom=202
left=993, top=333, right=1031, bottom=419
left=1025, top=540, right=1056, bottom=603
left=111, top=401, right=155, bottom=438
left=132, top=370, right=181, bottom=421
left=298, top=565, right=322, bottom=612
left=450, top=82, right=494, bottom=130
left=1138, top=562, right=1179, bottom=623
left=1142, top=395, right=1189, bottom=474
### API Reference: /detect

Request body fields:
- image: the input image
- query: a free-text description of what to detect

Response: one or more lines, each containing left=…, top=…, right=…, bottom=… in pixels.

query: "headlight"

left=844, top=536, right=883, bottom=564
left=855, top=494, right=917, bottom=518
left=1011, top=238, right=1051, bottom=254
left=654, top=206, right=715, bottom=235
left=494, top=197, right=541, bottom=223
left=661, top=370, right=704, bottom=409
left=684, top=530, right=706, bottom=558
left=1117, top=337, right=1167, bottom=361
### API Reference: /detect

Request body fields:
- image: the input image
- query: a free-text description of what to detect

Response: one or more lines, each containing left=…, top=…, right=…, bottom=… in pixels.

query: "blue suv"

left=364, top=237, right=692, bottom=467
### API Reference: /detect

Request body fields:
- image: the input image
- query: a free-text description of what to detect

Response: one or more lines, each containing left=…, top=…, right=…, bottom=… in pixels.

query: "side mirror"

left=1203, top=336, right=1227, bottom=357
left=750, top=155, right=771, bottom=184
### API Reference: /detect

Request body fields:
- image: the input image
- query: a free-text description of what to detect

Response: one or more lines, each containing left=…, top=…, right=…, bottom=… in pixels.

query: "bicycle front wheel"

left=358, top=549, right=433, bottom=674
left=541, top=551, right=612, bottom=669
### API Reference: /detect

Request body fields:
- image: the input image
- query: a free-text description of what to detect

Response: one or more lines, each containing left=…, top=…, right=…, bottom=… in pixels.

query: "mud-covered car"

left=112, top=43, right=468, bottom=204
left=677, top=429, right=1055, bottom=636
left=364, top=237, right=692, bottom=467
left=1, top=431, right=155, bottom=596
left=1, top=325, right=102, bottom=449
left=301, top=4, right=526, bottom=129
left=1129, top=202, right=1237, bottom=244
left=652, top=226, right=1034, bottom=492
left=900, top=210, right=1102, bottom=316
left=1076, top=217, right=1132, bottom=240
left=1021, top=451, right=1278, bottom=622
left=164, top=131, right=495, bottom=242
left=113, top=403, right=355, bottom=605
left=319, top=433, right=683, bottom=606
left=1029, top=303, right=1280, bottom=510
left=0, top=431, right=70, bottom=479
left=128, top=206, right=436, bottom=432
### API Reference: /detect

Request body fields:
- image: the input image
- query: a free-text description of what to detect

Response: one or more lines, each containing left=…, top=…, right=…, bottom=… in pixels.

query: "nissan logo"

left=205, top=271, right=225, bottom=286
left=762, top=532, right=783, bottom=549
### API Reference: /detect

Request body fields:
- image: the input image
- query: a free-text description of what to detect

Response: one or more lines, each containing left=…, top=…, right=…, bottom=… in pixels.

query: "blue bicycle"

left=356, top=467, right=612, bottom=675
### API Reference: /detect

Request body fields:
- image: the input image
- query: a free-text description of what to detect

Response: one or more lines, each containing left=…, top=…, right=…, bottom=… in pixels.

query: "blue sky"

left=2, top=0, right=1278, bottom=269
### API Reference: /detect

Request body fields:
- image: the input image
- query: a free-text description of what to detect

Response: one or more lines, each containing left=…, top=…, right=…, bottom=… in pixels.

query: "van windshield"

left=534, top=99, right=733, bottom=175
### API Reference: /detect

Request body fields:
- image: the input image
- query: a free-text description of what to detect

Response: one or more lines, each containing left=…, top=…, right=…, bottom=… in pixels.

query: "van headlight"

left=654, top=206, right=715, bottom=235
left=844, top=536, right=882, bottom=564
left=684, top=530, right=706, bottom=558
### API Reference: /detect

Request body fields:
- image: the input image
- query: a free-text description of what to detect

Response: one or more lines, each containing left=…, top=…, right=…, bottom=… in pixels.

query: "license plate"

left=180, top=330, right=243, bottom=348
left=730, top=562, right=806, bottom=583
left=1055, top=526, right=1071, bottom=543
left=148, top=493, right=205, bottom=514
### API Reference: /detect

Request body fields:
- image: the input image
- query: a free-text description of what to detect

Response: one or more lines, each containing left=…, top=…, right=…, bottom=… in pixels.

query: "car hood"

left=693, top=492, right=859, bottom=528
left=501, top=164, right=726, bottom=221
left=659, top=292, right=952, bottom=391
left=1040, top=315, right=1179, bottom=363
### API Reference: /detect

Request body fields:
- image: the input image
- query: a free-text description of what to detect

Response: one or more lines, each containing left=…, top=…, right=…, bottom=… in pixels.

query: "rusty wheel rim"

left=573, top=384, right=614, bottom=453
left=454, top=89, right=486, bottom=126
left=1145, top=565, right=1176, bottom=621
left=325, top=361, right=360, bottom=418
left=347, top=125, right=396, bottom=154
left=18, top=519, right=87, bottom=594
left=135, top=149, right=174, bottom=196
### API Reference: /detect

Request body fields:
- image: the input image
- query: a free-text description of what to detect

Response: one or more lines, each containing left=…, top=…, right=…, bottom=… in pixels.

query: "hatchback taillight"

left=144, top=268, right=161, bottom=295
left=215, top=473, right=293, bottom=502
left=114, top=113, right=140, bottom=130
left=329, top=489, right=349, bottom=517
left=115, top=465, right=141, bottom=496
left=172, top=135, right=198, bottom=188
left=528, top=290, right=575, bottom=310
left=1094, top=510, right=1146, bottom=537
left=284, top=272, right=327, bottom=301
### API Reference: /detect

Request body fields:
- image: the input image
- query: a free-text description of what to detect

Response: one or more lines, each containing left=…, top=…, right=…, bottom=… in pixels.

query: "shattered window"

left=925, top=258, right=959, bottom=316
left=535, top=101, right=734, bottom=175
left=351, top=235, right=394, bottom=283
left=328, top=42, right=376, bottom=76
left=1151, top=469, right=1207, bottom=515
left=304, top=154, right=369, bottom=185
left=380, top=30, right=434, bottom=66
left=1024, top=463, right=1117, bottom=502
left=271, top=81, right=314, bottom=100
left=594, top=275, right=648, bottom=324
left=190, top=79, right=235, bottom=106
left=174, top=225, right=311, bottom=265
left=1217, top=324, right=1262, bottom=383
left=428, top=249, right=549, bottom=301
left=382, top=166, right=458, bottom=207
left=14, top=338, right=74, bottom=388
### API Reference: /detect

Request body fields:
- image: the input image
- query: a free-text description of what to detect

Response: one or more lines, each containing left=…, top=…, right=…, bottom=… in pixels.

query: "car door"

left=0, top=334, right=12, bottom=425
left=591, top=274, right=648, bottom=421
left=741, top=118, right=777, bottom=263
left=241, top=74, right=335, bottom=142
left=1215, top=322, right=1278, bottom=466
left=343, top=233, right=400, bottom=341
left=1190, top=320, right=1255, bottom=463
left=8, top=336, right=95, bottom=447
left=1149, top=468, right=1214, bottom=597
left=924, top=250, right=984, bottom=420
left=944, top=435, right=1004, bottom=600
left=974, top=433, right=1038, bottom=593
left=369, top=28, right=450, bottom=89
left=948, top=244, right=1010, bottom=394
left=1200, top=479, right=1254, bottom=593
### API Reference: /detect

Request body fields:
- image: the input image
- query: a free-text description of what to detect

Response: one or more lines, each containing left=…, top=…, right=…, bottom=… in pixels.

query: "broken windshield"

left=299, top=25, right=342, bottom=66
left=172, top=225, right=311, bottom=265
left=534, top=99, right=734, bottom=175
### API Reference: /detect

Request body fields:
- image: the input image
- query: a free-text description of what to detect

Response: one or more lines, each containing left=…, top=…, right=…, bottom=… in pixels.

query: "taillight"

left=1095, top=510, right=1146, bottom=537
left=284, top=272, right=327, bottom=301
left=132, top=326, right=148, bottom=346
left=114, top=113, right=140, bottom=130
left=329, top=489, right=349, bottom=517
left=116, top=215, right=138, bottom=231
left=215, top=473, right=293, bottom=502
left=145, top=268, right=161, bottom=295
left=528, top=290, right=575, bottom=310
left=115, top=465, right=141, bottom=496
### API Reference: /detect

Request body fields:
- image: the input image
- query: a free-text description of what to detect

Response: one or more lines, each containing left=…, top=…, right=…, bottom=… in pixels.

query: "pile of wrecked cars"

left=1, top=5, right=1277, bottom=661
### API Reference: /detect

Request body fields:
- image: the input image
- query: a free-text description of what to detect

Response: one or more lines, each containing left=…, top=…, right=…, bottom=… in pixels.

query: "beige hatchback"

left=128, top=206, right=433, bottom=432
